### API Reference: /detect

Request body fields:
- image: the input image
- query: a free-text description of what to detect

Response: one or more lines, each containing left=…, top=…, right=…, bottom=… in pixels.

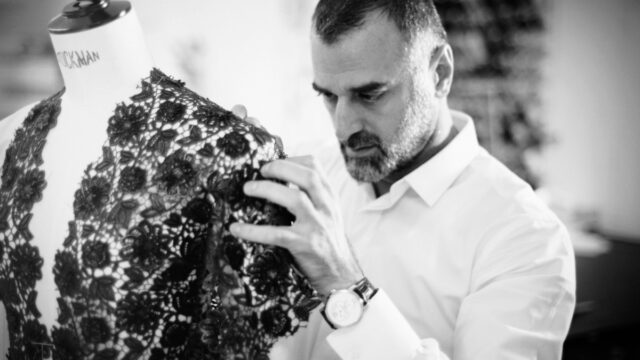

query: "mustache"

left=342, top=131, right=381, bottom=150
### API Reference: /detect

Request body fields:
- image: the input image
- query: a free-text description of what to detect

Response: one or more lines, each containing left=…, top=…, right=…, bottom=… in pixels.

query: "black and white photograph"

left=1, top=0, right=639, bottom=359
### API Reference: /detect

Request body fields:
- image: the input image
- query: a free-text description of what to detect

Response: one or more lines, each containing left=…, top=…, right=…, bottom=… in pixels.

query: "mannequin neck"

left=50, top=7, right=153, bottom=106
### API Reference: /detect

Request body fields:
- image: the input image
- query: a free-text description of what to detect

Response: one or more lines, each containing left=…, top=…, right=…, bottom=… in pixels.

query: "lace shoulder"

left=51, top=69, right=319, bottom=359
left=0, top=100, right=54, bottom=166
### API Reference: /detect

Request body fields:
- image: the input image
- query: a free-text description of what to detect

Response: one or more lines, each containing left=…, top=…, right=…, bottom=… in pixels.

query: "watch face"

left=325, top=289, right=364, bottom=328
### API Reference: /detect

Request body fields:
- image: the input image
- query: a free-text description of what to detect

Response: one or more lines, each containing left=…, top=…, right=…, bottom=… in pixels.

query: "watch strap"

left=352, top=277, right=378, bottom=306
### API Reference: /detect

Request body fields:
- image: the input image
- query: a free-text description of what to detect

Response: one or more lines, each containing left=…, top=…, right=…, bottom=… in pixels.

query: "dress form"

left=1, top=2, right=315, bottom=358
left=0, top=1, right=153, bottom=356
left=37, top=0, right=153, bottom=330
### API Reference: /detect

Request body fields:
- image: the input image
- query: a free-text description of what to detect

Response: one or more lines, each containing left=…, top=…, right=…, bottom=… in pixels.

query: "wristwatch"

left=321, top=277, right=378, bottom=329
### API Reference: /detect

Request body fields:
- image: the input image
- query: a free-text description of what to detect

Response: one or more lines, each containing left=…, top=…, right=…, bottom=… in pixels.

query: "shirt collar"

left=391, top=110, right=480, bottom=207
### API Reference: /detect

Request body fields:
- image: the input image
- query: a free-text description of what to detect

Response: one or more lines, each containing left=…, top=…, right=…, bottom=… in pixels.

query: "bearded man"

left=230, top=1, right=576, bottom=359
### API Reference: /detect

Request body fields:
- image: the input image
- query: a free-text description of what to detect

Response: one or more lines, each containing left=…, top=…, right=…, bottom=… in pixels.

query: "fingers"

left=245, top=116, right=261, bottom=127
left=260, top=159, right=332, bottom=211
left=244, top=180, right=315, bottom=217
left=286, top=155, right=320, bottom=169
left=284, top=156, right=332, bottom=192
left=231, top=104, right=262, bottom=127
left=231, top=104, right=247, bottom=119
left=229, top=222, right=297, bottom=248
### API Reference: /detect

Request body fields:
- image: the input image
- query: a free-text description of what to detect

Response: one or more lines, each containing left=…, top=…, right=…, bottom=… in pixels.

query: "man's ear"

left=433, top=44, right=454, bottom=98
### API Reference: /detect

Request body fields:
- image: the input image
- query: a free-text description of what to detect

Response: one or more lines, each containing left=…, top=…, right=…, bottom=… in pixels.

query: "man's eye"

left=317, top=91, right=337, bottom=104
left=358, top=91, right=384, bottom=103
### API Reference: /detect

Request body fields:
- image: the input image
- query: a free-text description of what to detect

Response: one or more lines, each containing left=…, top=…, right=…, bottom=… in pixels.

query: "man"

left=230, top=0, right=576, bottom=359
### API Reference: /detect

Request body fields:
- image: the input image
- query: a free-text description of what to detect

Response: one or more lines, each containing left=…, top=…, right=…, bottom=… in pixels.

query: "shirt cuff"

left=326, top=289, right=422, bottom=360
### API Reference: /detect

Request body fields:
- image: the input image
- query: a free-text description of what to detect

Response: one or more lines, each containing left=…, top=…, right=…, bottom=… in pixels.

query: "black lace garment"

left=0, top=69, right=319, bottom=360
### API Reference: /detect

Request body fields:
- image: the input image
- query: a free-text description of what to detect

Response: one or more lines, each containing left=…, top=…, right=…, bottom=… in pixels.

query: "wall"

left=0, top=0, right=64, bottom=119
left=541, top=0, right=640, bottom=239
left=133, top=0, right=332, bottom=156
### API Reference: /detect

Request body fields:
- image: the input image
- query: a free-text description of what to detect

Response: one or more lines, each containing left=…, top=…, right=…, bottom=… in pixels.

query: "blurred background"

left=1, top=0, right=639, bottom=358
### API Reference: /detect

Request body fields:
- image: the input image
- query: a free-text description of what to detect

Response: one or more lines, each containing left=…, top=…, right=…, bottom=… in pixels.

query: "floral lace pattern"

left=0, top=90, right=63, bottom=360
left=0, top=69, right=319, bottom=359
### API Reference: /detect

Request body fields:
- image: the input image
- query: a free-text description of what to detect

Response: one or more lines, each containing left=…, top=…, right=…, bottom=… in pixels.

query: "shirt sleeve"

left=453, top=216, right=576, bottom=359
left=326, top=216, right=576, bottom=360
left=327, top=290, right=450, bottom=360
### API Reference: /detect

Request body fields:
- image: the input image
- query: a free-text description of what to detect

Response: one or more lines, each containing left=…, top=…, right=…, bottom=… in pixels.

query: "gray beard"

left=341, top=146, right=393, bottom=183
left=340, top=120, right=431, bottom=183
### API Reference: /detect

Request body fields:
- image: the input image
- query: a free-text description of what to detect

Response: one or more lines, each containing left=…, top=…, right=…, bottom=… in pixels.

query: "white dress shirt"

left=270, top=110, right=576, bottom=359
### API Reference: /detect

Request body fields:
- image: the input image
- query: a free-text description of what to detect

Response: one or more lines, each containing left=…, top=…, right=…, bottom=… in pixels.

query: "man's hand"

left=231, top=104, right=261, bottom=127
left=230, top=157, right=363, bottom=297
left=228, top=106, right=363, bottom=297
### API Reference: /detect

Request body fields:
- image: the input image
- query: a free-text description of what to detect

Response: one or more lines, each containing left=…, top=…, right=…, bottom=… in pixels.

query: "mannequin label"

left=56, top=50, right=101, bottom=70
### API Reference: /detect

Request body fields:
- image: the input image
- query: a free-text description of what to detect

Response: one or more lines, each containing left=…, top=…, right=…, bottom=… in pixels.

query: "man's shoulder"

left=457, top=150, right=573, bottom=280
left=456, top=148, right=563, bottom=228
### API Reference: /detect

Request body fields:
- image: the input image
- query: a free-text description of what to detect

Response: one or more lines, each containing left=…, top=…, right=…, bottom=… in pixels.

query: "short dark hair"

left=312, top=0, right=447, bottom=45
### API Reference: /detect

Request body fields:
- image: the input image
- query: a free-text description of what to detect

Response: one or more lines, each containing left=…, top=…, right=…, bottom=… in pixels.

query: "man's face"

left=311, top=12, right=439, bottom=182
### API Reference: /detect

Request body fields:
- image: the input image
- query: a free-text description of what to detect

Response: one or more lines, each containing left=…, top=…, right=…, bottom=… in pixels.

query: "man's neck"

left=372, top=110, right=458, bottom=197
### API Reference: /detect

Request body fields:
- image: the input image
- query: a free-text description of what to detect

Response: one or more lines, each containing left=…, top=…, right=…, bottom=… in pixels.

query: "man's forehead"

left=310, top=14, right=408, bottom=91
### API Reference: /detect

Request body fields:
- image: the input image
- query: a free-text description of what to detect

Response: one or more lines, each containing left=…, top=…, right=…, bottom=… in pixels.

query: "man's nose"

left=334, top=98, right=363, bottom=142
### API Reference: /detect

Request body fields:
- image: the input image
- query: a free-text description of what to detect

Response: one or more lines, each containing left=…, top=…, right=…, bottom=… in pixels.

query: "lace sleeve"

left=52, top=69, right=318, bottom=359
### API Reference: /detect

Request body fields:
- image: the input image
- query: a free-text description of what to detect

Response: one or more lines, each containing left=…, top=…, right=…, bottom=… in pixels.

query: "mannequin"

left=0, top=2, right=153, bottom=357
left=0, top=1, right=314, bottom=359
left=38, top=0, right=154, bottom=329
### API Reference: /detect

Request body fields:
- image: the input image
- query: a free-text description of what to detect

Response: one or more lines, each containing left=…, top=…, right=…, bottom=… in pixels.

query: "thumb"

left=231, top=104, right=248, bottom=120
left=231, top=105, right=262, bottom=127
